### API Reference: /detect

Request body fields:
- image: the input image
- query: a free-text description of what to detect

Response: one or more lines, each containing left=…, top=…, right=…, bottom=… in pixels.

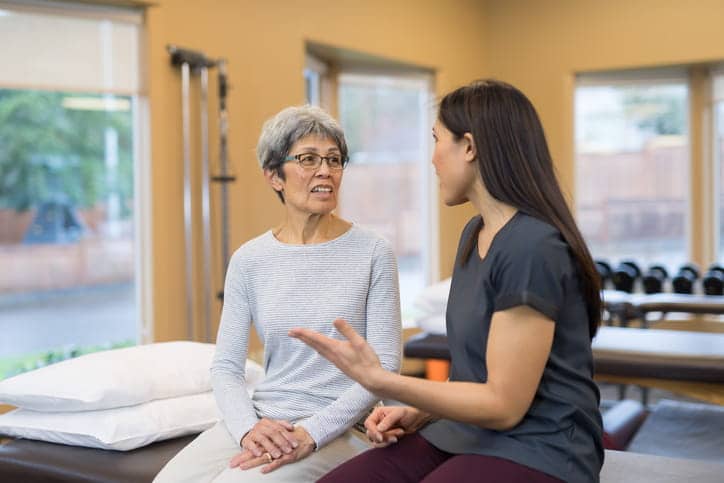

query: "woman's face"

left=431, top=120, right=474, bottom=206
left=272, top=134, right=344, bottom=216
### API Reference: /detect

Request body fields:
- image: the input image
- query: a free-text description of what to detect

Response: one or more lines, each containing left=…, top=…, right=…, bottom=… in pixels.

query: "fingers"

left=229, top=450, right=255, bottom=468
left=364, top=421, right=384, bottom=443
left=260, top=452, right=295, bottom=474
left=278, top=420, right=295, bottom=432
left=364, top=406, right=409, bottom=443
left=333, top=318, right=365, bottom=344
left=242, top=419, right=297, bottom=459
left=238, top=452, right=275, bottom=471
left=289, top=328, right=336, bottom=357
left=256, top=431, right=289, bottom=459
left=268, top=429, right=295, bottom=456
left=241, top=435, right=262, bottom=457
left=279, top=426, right=299, bottom=448
left=290, top=319, right=361, bottom=345
left=365, top=427, right=403, bottom=444
left=364, top=408, right=385, bottom=429
left=367, top=429, right=404, bottom=448
left=371, top=438, right=396, bottom=448
left=364, top=408, right=387, bottom=442
left=377, top=410, right=403, bottom=432
left=237, top=448, right=296, bottom=473
left=288, top=328, right=320, bottom=349
left=385, top=428, right=405, bottom=439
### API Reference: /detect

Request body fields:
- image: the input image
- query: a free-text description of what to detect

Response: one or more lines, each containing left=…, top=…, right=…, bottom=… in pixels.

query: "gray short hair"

left=256, top=105, right=348, bottom=172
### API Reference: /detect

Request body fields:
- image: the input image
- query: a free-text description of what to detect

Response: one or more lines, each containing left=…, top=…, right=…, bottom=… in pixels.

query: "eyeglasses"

left=283, top=152, right=347, bottom=170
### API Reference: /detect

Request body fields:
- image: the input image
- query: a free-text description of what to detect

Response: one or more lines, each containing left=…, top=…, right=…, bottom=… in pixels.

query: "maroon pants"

left=319, top=433, right=563, bottom=483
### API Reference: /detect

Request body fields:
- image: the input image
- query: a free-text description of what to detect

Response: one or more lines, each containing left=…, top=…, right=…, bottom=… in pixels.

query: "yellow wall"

left=148, top=0, right=724, bottom=342
left=146, top=0, right=488, bottom=341
left=481, top=0, right=724, bottom=214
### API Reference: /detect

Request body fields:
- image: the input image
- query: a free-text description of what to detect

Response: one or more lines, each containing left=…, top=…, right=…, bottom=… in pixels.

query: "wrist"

left=366, top=367, right=393, bottom=395
left=420, top=409, right=436, bottom=425
left=294, top=424, right=318, bottom=452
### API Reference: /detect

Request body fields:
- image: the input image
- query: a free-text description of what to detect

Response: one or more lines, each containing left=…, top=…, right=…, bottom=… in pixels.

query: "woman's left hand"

left=230, top=426, right=316, bottom=474
left=289, top=318, right=384, bottom=390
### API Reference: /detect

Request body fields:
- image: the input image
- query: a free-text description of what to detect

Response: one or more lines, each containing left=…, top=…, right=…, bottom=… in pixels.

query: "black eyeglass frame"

left=283, top=152, right=348, bottom=170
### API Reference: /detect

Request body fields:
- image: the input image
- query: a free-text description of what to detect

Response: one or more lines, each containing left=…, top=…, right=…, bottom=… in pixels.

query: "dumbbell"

left=702, top=264, right=724, bottom=296
left=642, top=265, right=668, bottom=294
left=595, top=260, right=613, bottom=289
left=611, top=260, right=641, bottom=293
left=672, top=264, right=699, bottom=294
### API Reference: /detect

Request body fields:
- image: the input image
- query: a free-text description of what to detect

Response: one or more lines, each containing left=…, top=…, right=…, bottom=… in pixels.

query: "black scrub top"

left=420, top=213, right=603, bottom=483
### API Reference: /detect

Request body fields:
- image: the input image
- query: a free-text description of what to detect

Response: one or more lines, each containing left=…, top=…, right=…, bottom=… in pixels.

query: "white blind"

left=712, top=65, right=724, bottom=102
left=0, top=1, right=142, bottom=94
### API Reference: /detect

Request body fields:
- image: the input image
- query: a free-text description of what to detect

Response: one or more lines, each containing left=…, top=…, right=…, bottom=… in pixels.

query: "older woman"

left=154, top=105, right=401, bottom=483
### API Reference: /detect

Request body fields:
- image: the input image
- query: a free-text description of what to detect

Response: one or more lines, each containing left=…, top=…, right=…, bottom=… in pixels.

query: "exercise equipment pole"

left=199, top=66, right=212, bottom=343
left=214, top=59, right=235, bottom=300
left=167, top=45, right=216, bottom=341
left=181, top=60, right=194, bottom=341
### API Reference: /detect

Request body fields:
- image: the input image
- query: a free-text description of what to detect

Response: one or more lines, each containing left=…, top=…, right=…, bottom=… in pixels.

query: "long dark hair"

left=439, top=79, right=601, bottom=338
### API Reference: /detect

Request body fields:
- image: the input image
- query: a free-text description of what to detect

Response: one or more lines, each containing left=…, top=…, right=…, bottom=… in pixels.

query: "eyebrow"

left=295, top=146, right=341, bottom=153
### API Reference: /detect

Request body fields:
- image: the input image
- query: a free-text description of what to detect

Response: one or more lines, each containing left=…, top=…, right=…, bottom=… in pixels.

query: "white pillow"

left=0, top=359, right=265, bottom=450
left=0, top=392, right=219, bottom=451
left=416, top=313, right=447, bottom=335
left=0, top=342, right=263, bottom=412
left=413, top=278, right=451, bottom=317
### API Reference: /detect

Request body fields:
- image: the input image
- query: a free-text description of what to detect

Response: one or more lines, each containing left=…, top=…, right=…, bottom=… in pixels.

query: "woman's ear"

left=264, top=169, right=284, bottom=193
left=462, top=133, right=477, bottom=163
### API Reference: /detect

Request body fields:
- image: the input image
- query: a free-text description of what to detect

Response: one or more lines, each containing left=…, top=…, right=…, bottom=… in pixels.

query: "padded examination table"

left=0, top=434, right=194, bottom=483
left=592, top=326, right=724, bottom=381
left=404, top=326, right=724, bottom=404
left=600, top=449, right=724, bottom=483
left=627, top=399, right=724, bottom=462
left=404, top=326, right=724, bottom=383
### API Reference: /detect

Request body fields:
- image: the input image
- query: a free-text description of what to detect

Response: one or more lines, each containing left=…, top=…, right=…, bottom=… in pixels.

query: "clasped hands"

left=364, top=405, right=431, bottom=447
left=229, top=418, right=315, bottom=474
left=229, top=408, right=429, bottom=475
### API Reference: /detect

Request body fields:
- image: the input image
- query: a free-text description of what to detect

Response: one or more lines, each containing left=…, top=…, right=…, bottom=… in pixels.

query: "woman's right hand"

left=240, top=418, right=298, bottom=459
left=364, top=406, right=431, bottom=448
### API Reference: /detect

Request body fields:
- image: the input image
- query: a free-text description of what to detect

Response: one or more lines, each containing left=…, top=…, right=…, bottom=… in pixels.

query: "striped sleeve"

left=210, top=251, right=259, bottom=446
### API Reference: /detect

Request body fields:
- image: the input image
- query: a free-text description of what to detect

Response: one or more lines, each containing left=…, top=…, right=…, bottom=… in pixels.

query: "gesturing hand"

left=289, top=318, right=384, bottom=390
left=230, top=425, right=316, bottom=474
left=238, top=418, right=298, bottom=460
left=364, top=406, right=431, bottom=448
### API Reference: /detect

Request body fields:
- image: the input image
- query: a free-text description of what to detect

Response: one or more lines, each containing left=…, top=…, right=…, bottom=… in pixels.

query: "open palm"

left=289, top=318, right=382, bottom=389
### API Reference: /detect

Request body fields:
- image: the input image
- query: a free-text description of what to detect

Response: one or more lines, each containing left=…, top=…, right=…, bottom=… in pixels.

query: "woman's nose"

left=315, top=159, right=332, bottom=176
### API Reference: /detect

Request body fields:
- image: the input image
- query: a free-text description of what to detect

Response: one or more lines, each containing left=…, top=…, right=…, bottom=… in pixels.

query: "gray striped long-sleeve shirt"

left=211, top=225, right=402, bottom=449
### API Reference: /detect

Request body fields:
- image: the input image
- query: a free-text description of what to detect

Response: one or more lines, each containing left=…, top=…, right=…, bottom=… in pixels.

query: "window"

left=575, top=75, right=690, bottom=273
left=0, top=3, right=147, bottom=379
left=336, top=73, right=435, bottom=325
left=714, top=73, right=724, bottom=261
left=304, top=53, right=327, bottom=106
